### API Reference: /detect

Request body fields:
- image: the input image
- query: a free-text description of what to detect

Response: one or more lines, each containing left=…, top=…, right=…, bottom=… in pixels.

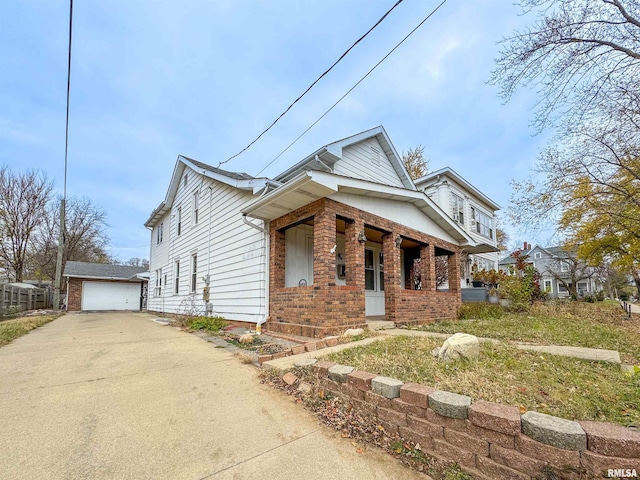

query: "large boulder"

left=435, top=333, right=480, bottom=361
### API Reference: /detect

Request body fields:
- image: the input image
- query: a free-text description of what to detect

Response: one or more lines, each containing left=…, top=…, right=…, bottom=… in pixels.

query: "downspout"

left=241, top=185, right=271, bottom=333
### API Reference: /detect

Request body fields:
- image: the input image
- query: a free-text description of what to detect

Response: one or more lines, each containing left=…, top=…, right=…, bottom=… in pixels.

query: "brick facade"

left=266, top=198, right=461, bottom=337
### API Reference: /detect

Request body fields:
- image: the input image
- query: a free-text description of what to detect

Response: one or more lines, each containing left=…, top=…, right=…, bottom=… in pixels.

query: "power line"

left=255, top=0, right=449, bottom=178
left=217, top=0, right=405, bottom=169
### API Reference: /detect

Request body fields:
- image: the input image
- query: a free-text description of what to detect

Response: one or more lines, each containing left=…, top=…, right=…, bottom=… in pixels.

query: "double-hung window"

left=174, top=260, right=180, bottom=294
left=191, top=254, right=198, bottom=292
left=193, top=191, right=199, bottom=225
left=451, top=194, right=464, bottom=226
left=471, top=207, right=493, bottom=239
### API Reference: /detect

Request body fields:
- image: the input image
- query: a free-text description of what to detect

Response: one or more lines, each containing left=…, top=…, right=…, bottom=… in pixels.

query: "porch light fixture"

left=357, top=231, right=367, bottom=243
left=395, top=235, right=402, bottom=248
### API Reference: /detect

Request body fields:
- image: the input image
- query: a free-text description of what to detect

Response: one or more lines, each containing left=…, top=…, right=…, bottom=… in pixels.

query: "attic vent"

left=370, top=146, right=380, bottom=166
left=183, top=173, right=188, bottom=187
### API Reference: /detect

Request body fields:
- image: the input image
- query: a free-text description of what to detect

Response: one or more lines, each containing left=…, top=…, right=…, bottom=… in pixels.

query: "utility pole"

left=54, top=0, right=73, bottom=310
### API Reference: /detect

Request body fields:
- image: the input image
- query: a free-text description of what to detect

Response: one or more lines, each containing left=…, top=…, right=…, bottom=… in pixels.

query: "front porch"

left=266, top=198, right=461, bottom=338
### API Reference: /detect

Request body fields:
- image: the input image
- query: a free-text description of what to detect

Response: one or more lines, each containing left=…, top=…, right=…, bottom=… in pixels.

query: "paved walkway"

left=0, top=313, right=424, bottom=480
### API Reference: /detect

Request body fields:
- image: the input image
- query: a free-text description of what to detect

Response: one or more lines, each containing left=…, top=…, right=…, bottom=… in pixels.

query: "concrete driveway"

left=0, top=312, right=423, bottom=480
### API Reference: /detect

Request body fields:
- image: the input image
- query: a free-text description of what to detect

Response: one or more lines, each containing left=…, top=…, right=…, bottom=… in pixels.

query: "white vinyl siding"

left=333, top=137, right=404, bottom=188
left=329, top=192, right=457, bottom=244
left=147, top=167, right=268, bottom=322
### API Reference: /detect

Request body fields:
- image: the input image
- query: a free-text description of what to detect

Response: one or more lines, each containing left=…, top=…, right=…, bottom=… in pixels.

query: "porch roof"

left=241, top=170, right=480, bottom=247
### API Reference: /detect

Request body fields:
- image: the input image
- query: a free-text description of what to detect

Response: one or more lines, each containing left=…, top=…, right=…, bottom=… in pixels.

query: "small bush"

left=458, top=303, right=504, bottom=319
left=189, top=316, right=227, bottom=333
left=595, top=290, right=605, bottom=302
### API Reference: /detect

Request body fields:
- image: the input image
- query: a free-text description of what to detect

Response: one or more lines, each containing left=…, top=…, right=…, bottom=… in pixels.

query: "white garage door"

left=82, top=281, right=140, bottom=311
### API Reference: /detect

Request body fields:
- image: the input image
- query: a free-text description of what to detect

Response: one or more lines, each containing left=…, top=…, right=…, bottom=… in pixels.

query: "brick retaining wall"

left=308, top=360, right=640, bottom=480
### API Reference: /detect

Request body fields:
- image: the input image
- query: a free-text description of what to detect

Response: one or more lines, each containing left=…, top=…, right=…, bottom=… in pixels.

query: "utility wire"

left=64, top=0, right=73, bottom=198
left=254, top=0, right=449, bottom=177
left=217, top=0, right=405, bottom=169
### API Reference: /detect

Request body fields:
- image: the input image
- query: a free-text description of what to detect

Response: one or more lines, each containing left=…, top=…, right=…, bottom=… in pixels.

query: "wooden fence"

left=0, top=285, right=52, bottom=315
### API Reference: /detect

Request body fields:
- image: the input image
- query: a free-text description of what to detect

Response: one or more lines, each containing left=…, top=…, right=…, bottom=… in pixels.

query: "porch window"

left=471, top=207, right=493, bottom=239
left=365, top=249, right=375, bottom=291
left=379, top=252, right=384, bottom=291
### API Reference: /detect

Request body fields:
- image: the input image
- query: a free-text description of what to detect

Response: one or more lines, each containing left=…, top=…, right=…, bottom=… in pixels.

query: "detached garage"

left=64, top=261, right=149, bottom=312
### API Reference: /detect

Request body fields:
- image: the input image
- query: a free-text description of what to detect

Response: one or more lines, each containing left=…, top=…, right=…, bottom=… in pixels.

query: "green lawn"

left=416, top=302, right=640, bottom=363
left=327, top=335, right=640, bottom=427
left=0, top=314, right=61, bottom=347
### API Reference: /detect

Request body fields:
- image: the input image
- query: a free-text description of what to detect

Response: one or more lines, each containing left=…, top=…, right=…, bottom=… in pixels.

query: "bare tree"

left=490, top=0, right=640, bottom=132
left=0, top=167, right=53, bottom=282
left=29, top=196, right=111, bottom=288
left=544, top=250, right=596, bottom=300
left=402, top=145, right=428, bottom=180
left=124, top=257, right=149, bottom=269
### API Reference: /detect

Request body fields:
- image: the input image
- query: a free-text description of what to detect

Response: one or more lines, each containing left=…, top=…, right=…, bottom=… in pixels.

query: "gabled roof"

left=64, top=261, right=147, bottom=280
left=498, top=244, right=572, bottom=265
left=274, top=126, right=415, bottom=190
left=242, top=170, right=478, bottom=247
left=144, top=155, right=277, bottom=228
left=414, top=167, right=500, bottom=211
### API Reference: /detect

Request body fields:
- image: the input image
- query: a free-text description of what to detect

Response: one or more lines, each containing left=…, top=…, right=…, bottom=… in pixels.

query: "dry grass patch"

left=0, top=314, right=62, bottom=347
left=327, top=336, right=640, bottom=427
left=418, top=302, right=640, bottom=363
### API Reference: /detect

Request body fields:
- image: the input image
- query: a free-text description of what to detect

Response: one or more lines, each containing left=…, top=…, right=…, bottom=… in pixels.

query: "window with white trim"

left=193, top=191, right=199, bottom=225
left=534, top=252, right=541, bottom=259
left=471, top=207, right=493, bottom=239
left=154, top=268, right=162, bottom=297
left=544, top=279, right=552, bottom=293
left=560, top=261, right=569, bottom=272
left=191, top=253, right=198, bottom=292
left=156, top=223, right=163, bottom=245
left=177, top=207, right=182, bottom=236
left=174, top=260, right=180, bottom=295
left=451, top=193, right=465, bottom=226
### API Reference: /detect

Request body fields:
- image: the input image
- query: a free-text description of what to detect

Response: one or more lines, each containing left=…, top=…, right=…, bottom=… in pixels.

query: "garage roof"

left=64, top=261, right=148, bottom=281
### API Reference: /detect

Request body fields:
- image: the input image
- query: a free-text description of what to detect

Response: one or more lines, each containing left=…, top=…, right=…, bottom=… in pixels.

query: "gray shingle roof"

left=64, top=261, right=147, bottom=280
left=180, top=156, right=254, bottom=181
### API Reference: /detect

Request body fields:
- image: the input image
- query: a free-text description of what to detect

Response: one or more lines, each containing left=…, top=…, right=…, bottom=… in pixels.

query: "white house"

left=499, top=243, right=601, bottom=299
left=414, top=168, right=501, bottom=288
left=145, top=126, right=495, bottom=337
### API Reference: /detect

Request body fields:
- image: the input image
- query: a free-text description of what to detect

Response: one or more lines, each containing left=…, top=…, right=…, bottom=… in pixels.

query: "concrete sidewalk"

left=0, top=313, right=424, bottom=480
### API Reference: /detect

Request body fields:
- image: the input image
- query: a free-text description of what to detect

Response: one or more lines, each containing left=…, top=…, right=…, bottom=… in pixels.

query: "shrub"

left=595, top=290, right=605, bottom=302
left=189, top=316, right=227, bottom=333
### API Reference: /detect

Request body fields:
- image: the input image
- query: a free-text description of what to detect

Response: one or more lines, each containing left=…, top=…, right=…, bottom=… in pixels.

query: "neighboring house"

left=145, top=126, right=496, bottom=337
left=499, top=243, right=600, bottom=299
left=414, top=168, right=501, bottom=289
left=64, top=261, right=149, bottom=311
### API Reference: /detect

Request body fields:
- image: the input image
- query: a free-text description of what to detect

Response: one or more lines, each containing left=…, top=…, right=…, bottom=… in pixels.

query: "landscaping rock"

left=298, top=382, right=312, bottom=394
left=239, top=334, right=254, bottom=344
left=371, top=376, right=403, bottom=399
left=428, top=390, right=471, bottom=419
left=436, top=333, right=479, bottom=361
left=521, top=411, right=586, bottom=450
left=342, top=328, right=365, bottom=338
left=328, top=364, right=355, bottom=383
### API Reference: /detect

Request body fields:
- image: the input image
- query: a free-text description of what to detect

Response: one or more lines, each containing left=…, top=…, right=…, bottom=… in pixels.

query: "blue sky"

left=1, top=1, right=550, bottom=261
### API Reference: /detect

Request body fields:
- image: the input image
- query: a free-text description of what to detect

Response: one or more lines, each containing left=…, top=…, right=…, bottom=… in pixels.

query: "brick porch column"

left=421, top=244, right=435, bottom=291
left=448, top=250, right=460, bottom=293
left=313, top=208, right=336, bottom=287
left=383, top=233, right=401, bottom=322
left=270, top=227, right=286, bottom=289
left=344, top=219, right=365, bottom=288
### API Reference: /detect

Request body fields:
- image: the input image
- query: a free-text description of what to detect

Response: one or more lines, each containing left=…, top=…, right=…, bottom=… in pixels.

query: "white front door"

left=364, top=246, right=385, bottom=316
